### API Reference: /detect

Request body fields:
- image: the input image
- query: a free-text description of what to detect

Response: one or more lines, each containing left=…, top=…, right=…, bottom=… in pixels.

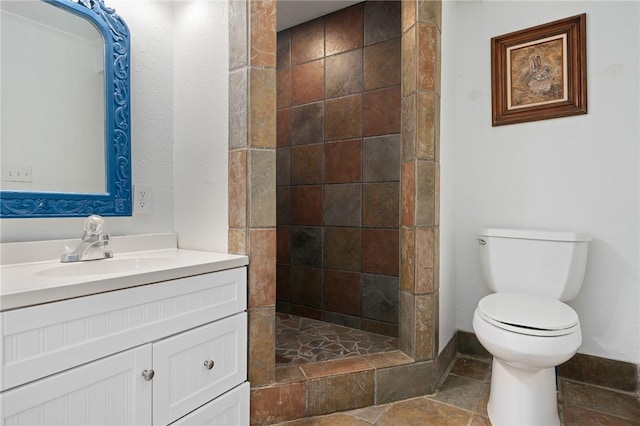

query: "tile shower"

left=276, top=2, right=402, bottom=338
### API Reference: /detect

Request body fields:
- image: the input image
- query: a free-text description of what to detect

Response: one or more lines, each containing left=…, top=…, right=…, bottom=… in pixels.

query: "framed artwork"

left=491, top=14, right=587, bottom=126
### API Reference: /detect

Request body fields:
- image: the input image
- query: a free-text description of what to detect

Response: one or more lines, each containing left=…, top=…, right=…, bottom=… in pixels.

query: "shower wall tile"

left=363, top=86, right=401, bottom=137
left=250, top=380, right=306, bottom=426
left=415, top=226, right=436, bottom=294
left=250, top=0, right=276, bottom=67
left=291, top=265, right=323, bottom=308
left=249, top=68, right=276, bottom=148
left=415, top=160, right=435, bottom=227
left=277, top=29, right=291, bottom=69
left=363, top=182, right=399, bottom=228
left=323, top=311, right=362, bottom=329
left=276, top=264, right=291, bottom=302
left=401, top=161, right=415, bottom=226
left=325, top=139, right=362, bottom=184
left=277, top=108, right=290, bottom=147
left=364, top=1, right=401, bottom=45
left=290, top=102, right=324, bottom=145
left=361, top=318, right=398, bottom=337
left=277, top=68, right=291, bottom=109
left=362, top=274, right=399, bottom=323
left=277, top=225, right=290, bottom=264
left=324, top=184, right=362, bottom=227
left=248, top=306, right=275, bottom=385
left=362, top=229, right=399, bottom=276
left=417, top=23, right=439, bottom=92
left=249, top=149, right=276, bottom=227
left=400, top=227, right=415, bottom=292
left=402, top=0, right=417, bottom=33
left=249, top=229, right=276, bottom=308
left=325, top=3, right=364, bottom=56
left=229, top=69, right=248, bottom=149
left=228, top=149, right=247, bottom=228
left=291, top=304, right=323, bottom=320
left=290, top=144, right=324, bottom=185
left=275, top=1, right=408, bottom=339
left=324, top=269, right=362, bottom=316
left=416, top=91, right=438, bottom=160
left=291, top=18, right=324, bottom=65
left=228, top=227, right=247, bottom=255
left=324, top=227, right=361, bottom=271
left=414, top=292, right=437, bottom=361
left=325, top=94, right=363, bottom=141
left=290, top=185, right=322, bottom=225
left=364, top=38, right=401, bottom=91
left=325, top=50, right=363, bottom=99
left=290, top=226, right=323, bottom=267
left=228, top=0, right=248, bottom=70
left=276, top=147, right=290, bottom=186
left=401, top=25, right=416, bottom=96
left=417, top=0, right=442, bottom=28
left=291, top=59, right=325, bottom=105
left=362, top=135, right=401, bottom=182
left=398, top=291, right=415, bottom=357
left=401, top=93, right=417, bottom=162
left=276, top=186, right=290, bottom=225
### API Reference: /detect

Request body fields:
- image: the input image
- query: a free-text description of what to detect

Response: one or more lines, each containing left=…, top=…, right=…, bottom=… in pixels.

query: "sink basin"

left=36, top=257, right=178, bottom=277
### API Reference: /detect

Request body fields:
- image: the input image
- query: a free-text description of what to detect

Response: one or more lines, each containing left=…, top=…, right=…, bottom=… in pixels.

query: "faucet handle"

left=84, top=214, right=105, bottom=235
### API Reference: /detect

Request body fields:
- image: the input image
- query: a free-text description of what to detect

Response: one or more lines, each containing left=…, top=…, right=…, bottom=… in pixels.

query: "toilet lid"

left=478, top=293, right=579, bottom=336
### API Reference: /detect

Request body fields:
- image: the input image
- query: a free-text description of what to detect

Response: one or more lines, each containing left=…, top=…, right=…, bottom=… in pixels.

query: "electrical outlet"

left=2, top=166, right=32, bottom=182
left=135, top=185, right=153, bottom=214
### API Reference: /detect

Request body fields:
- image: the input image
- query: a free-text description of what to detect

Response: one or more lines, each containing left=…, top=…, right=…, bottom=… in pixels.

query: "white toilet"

left=472, top=228, right=591, bottom=426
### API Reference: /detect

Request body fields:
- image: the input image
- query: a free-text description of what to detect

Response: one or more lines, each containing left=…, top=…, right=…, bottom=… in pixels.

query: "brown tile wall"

left=276, top=2, right=402, bottom=337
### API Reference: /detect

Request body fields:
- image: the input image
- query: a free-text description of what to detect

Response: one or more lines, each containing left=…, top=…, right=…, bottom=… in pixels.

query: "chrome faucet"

left=61, top=215, right=114, bottom=262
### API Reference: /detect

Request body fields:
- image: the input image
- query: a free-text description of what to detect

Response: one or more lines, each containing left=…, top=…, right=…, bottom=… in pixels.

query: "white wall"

left=0, top=0, right=229, bottom=252
left=442, top=1, right=639, bottom=363
left=173, top=1, right=229, bottom=253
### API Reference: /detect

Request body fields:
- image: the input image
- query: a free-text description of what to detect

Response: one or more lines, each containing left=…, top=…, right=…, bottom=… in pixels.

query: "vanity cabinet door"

left=171, top=382, right=249, bottom=426
left=152, top=313, right=247, bottom=426
left=1, top=345, right=152, bottom=426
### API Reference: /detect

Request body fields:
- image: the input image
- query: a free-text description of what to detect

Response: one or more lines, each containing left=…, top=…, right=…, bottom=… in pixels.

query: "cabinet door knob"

left=204, top=360, right=215, bottom=370
left=141, top=369, right=155, bottom=381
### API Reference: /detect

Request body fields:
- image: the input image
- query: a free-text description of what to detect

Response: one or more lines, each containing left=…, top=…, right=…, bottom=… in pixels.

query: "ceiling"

left=277, top=0, right=362, bottom=31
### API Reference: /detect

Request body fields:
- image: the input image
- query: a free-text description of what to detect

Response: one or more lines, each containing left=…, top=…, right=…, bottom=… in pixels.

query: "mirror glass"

left=0, top=0, right=131, bottom=218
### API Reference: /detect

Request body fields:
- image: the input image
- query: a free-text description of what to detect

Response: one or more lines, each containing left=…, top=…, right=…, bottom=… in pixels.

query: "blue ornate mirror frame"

left=0, top=0, right=131, bottom=218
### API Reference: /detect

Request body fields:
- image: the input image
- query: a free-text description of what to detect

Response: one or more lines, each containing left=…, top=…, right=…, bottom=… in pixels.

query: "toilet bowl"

left=473, top=293, right=582, bottom=426
left=473, top=228, right=590, bottom=426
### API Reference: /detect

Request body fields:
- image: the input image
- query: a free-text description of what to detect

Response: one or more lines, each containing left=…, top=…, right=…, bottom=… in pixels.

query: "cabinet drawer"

left=2, top=267, right=247, bottom=391
left=153, top=313, right=247, bottom=425
left=170, top=382, right=249, bottom=426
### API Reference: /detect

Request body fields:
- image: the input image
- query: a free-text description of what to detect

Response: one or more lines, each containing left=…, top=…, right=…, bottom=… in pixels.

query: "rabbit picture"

left=521, top=54, right=553, bottom=95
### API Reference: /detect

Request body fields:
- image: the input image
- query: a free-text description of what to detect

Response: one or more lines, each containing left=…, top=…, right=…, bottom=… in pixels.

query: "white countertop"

left=0, top=234, right=248, bottom=312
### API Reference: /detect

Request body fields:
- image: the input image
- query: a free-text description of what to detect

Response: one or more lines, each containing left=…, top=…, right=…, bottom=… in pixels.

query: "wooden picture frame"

left=491, top=14, right=587, bottom=126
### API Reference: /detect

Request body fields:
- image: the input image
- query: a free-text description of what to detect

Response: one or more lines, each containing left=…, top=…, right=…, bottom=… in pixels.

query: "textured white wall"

left=442, top=1, right=639, bottom=363
left=173, top=1, right=229, bottom=253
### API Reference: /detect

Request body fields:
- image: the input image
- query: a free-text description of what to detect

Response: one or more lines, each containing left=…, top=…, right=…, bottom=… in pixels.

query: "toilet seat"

left=478, top=293, right=579, bottom=337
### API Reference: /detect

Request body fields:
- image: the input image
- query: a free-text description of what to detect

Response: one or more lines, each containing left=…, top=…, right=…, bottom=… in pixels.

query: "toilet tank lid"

left=478, top=228, right=591, bottom=242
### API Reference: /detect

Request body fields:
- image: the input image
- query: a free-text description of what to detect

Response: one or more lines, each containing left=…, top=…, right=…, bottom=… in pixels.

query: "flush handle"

left=477, top=239, right=486, bottom=246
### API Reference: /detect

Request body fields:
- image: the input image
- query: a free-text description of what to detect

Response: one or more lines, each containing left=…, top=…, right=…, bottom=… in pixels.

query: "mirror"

left=0, top=0, right=131, bottom=218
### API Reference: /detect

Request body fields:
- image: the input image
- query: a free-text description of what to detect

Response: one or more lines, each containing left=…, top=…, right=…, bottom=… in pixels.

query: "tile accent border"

left=457, top=330, right=640, bottom=394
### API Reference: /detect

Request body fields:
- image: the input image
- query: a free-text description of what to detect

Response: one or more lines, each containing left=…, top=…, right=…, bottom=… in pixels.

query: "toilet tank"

left=478, top=228, right=591, bottom=301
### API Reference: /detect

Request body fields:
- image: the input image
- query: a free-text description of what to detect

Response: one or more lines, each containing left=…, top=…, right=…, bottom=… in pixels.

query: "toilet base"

left=487, top=358, right=560, bottom=426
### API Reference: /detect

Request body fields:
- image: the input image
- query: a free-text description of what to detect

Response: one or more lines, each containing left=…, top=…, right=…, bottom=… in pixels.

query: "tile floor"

left=276, top=356, right=640, bottom=425
left=274, top=315, right=640, bottom=425
left=276, top=313, right=398, bottom=365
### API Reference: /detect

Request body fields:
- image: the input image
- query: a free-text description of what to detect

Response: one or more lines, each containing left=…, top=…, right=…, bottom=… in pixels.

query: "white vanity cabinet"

left=0, top=267, right=249, bottom=426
